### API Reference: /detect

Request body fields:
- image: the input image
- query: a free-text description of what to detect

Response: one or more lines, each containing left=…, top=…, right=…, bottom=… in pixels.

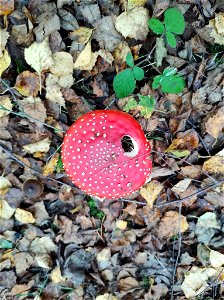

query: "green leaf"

left=124, top=98, right=138, bottom=112
left=164, top=8, right=185, bottom=34
left=166, top=32, right=177, bottom=48
left=113, top=68, right=136, bottom=99
left=167, top=149, right=190, bottom=158
left=152, top=75, right=163, bottom=89
left=161, top=75, right=185, bottom=94
left=163, top=67, right=177, bottom=76
left=0, top=238, right=13, bottom=249
left=138, top=95, right=156, bottom=118
left=126, top=53, right=134, bottom=67
left=148, top=18, right=165, bottom=34
left=133, top=66, right=144, bottom=81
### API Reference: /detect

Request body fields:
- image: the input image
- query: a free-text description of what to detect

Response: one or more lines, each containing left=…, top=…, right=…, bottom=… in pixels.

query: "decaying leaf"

left=203, top=148, right=224, bottom=175
left=69, top=27, right=93, bottom=44
left=0, top=96, right=12, bottom=117
left=0, top=199, right=15, bottom=219
left=23, top=137, right=51, bottom=154
left=50, top=265, right=66, bottom=283
left=128, top=0, right=147, bottom=9
left=0, top=0, right=14, bottom=16
left=171, top=179, right=192, bottom=196
left=24, top=37, right=54, bottom=73
left=74, top=42, right=98, bottom=71
left=42, top=153, right=60, bottom=176
left=50, top=51, right=74, bottom=76
left=205, top=106, right=224, bottom=139
left=15, top=71, right=39, bottom=97
left=115, top=7, right=149, bottom=40
left=119, top=277, right=139, bottom=291
left=157, top=211, right=189, bottom=239
left=206, top=12, right=224, bottom=45
left=0, top=176, right=12, bottom=195
left=140, top=180, right=163, bottom=209
left=0, top=49, right=11, bottom=77
left=0, top=28, right=9, bottom=56
left=96, top=293, right=117, bottom=300
left=181, top=266, right=217, bottom=299
left=15, top=208, right=35, bottom=224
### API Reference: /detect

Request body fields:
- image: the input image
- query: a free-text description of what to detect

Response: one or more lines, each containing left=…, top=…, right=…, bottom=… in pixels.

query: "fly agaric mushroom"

left=61, top=110, right=152, bottom=199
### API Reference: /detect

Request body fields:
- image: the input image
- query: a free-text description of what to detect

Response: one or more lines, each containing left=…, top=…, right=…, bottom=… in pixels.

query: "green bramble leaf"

left=166, top=32, right=177, bottom=48
left=124, top=95, right=156, bottom=118
left=126, top=53, right=134, bottom=67
left=113, top=68, right=136, bottom=99
left=164, top=8, right=185, bottom=34
left=160, top=75, right=185, bottom=94
left=133, top=66, right=144, bottom=81
left=152, top=75, right=163, bottom=89
left=148, top=18, right=165, bottom=34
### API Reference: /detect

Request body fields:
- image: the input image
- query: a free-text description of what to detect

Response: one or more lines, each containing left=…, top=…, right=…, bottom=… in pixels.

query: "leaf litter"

left=0, top=0, right=224, bottom=299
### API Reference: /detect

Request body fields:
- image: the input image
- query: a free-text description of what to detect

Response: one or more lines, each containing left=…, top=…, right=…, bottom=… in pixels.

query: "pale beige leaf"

left=210, top=250, right=224, bottom=268
left=115, top=7, right=149, bottom=40
left=116, top=220, right=127, bottom=230
left=50, top=51, right=73, bottom=76
left=205, top=106, right=224, bottom=138
left=181, top=266, right=217, bottom=299
left=140, top=180, right=163, bottom=209
left=155, top=36, right=167, bottom=67
left=0, top=96, right=12, bottom=117
left=45, top=74, right=66, bottom=107
left=24, top=37, right=54, bottom=73
left=15, top=208, right=35, bottom=224
left=0, top=49, right=11, bottom=77
left=119, top=277, right=139, bottom=291
left=0, top=199, right=15, bottom=219
left=74, top=42, right=98, bottom=71
left=0, top=28, right=9, bottom=56
left=35, top=254, right=52, bottom=269
left=206, top=13, right=224, bottom=45
left=69, top=27, right=93, bottom=44
left=23, top=137, right=51, bottom=154
left=0, top=176, right=12, bottom=195
left=171, top=179, right=192, bottom=195
left=96, top=294, right=117, bottom=300
left=51, top=265, right=66, bottom=283
left=157, top=211, right=189, bottom=239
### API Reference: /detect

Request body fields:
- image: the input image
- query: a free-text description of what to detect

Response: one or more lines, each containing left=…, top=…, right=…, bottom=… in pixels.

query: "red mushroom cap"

left=62, top=110, right=152, bottom=199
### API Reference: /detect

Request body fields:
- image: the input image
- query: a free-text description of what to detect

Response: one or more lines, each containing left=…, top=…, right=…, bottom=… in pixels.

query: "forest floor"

left=0, top=0, right=224, bottom=299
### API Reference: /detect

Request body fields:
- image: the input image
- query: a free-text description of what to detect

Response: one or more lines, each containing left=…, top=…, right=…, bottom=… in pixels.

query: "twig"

left=171, top=203, right=182, bottom=300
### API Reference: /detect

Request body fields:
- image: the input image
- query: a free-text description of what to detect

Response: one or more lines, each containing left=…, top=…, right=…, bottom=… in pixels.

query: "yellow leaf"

left=0, top=95, right=12, bottom=117
left=0, top=199, right=15, bottom=219
left=96, top=294, right=117, bottom=300
left=42, top=153, right=59, bottom=176
left=128, top=0, right=147, bottom=9
left=203, top=150, right=224, bottom=175
left=116, top=220, right=127, bottom=230
left=207, top=13, right=224, bottom=45
left=74, top=42, right=98, bottom=71
left=15, top=208, right=35, bottom=224
left=0, top=176, right=12, bottom=195
left=23, top=137, right=51, bottom=154
left=140, top=180, right=163, bottom=209
left=51, top=265, right=66, bottom=283
left=0, top=49, right=11, bottom=77
left=0, top=0, right=14, bottom=16
left=69, top=27, right=93, bottom=44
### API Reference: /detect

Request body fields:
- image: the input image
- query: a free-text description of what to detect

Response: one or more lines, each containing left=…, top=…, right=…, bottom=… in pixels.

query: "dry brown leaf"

left=203, top=156, right=224, bottom=175
left=119, top=277, right=139, bottom=291
left=180, top=165, right=202, bottom=179
left=140, top=180, right=163, bottom=209
left=166, top=129, right=199, bottom=153
left=15, top=208, right=35, bottom=224
left=171, top=179, right=192, bottom=196
left=123, top=203, right=137, bottom=216
left=23, top=137, right=51, bottom=154
left=157, top=211, right=189, bottom=239
left=205, top=106, right=224, bottom=139
left=15, top=71, right=39, bottom=97
left=42, top=153, right=59, bottom=176
left=0, top=0, right=14, bottom=16
left=11, top=280, right=34, bottom=296
left=0, top=95, right=12, bottom=117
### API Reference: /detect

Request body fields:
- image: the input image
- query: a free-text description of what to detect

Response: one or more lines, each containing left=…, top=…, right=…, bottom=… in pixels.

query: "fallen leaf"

left=115, top=7, right=149, bottom=40
left=11, top=280, right=34, bottom=296
left=23, top=137, right=51, bottom=154
left=144, top=283, right=169, bottom=300
left=155, top=36, right=167, bottom=67
left=69, top=27, right=93, bottom=44
left=181, top=266, right=217, bottom=299
left=0, top=0, right=14, bottom=16
left=35, top=253, right=52, bottom=269
left=96, top=293, right=117, bottom=300
left=210, top=249, right=224, bottom=268
left=180, top=165, right=202, bottom=179
left=140, top=180, right=163, bottom=209
left=14, top=252, right=34, bottom=274
left=45, top=74, right=66, bottom=108
left=206, top=13, right=224, bottom=45
left=74, top=42, right=98, bottom=71
left=24, top=37, right=54, bottom=73
left=0, top=96, right=12, bottom=117
left=116, top=220, right=127, bottom=230
left=0, top=176, right=12, bottom=195
left=51, top=265, right=66, bottom=283
left=205, top=106, right=224, bottom=139
left=15, top=71, right=39, bottom=97
left=128, top=0, right=147, bottom=9
left=15, top=208, right=35, bottom=224
left=29, top=236, right=57, bottom=254
left=0, top=199, right=15, bottom=219
left=0, top=28, right=9, bottom=56
left=151, top=166, right=175, bottom=178
left=97, top=248, right=111, bottom=270
left=171, top=179, right=192, bottom=195
left=166, top=129, right=199, bottom=153
left=157, top=211, right=189, bottom=239
left=0, top=49, right=11, bottom=77
left=203, top=149, right=224, bottom=175
left=50, top=51, right=74, bottom=76
left=119, top=277, right=139, bottom=291
left=42, top=153, right=59, bottom=176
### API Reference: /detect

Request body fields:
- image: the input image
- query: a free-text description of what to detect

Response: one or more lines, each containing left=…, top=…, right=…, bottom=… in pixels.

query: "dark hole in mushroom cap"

left=22, top=179, right=43, bottom=199
left=121, top=135, right=135, bottom=153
